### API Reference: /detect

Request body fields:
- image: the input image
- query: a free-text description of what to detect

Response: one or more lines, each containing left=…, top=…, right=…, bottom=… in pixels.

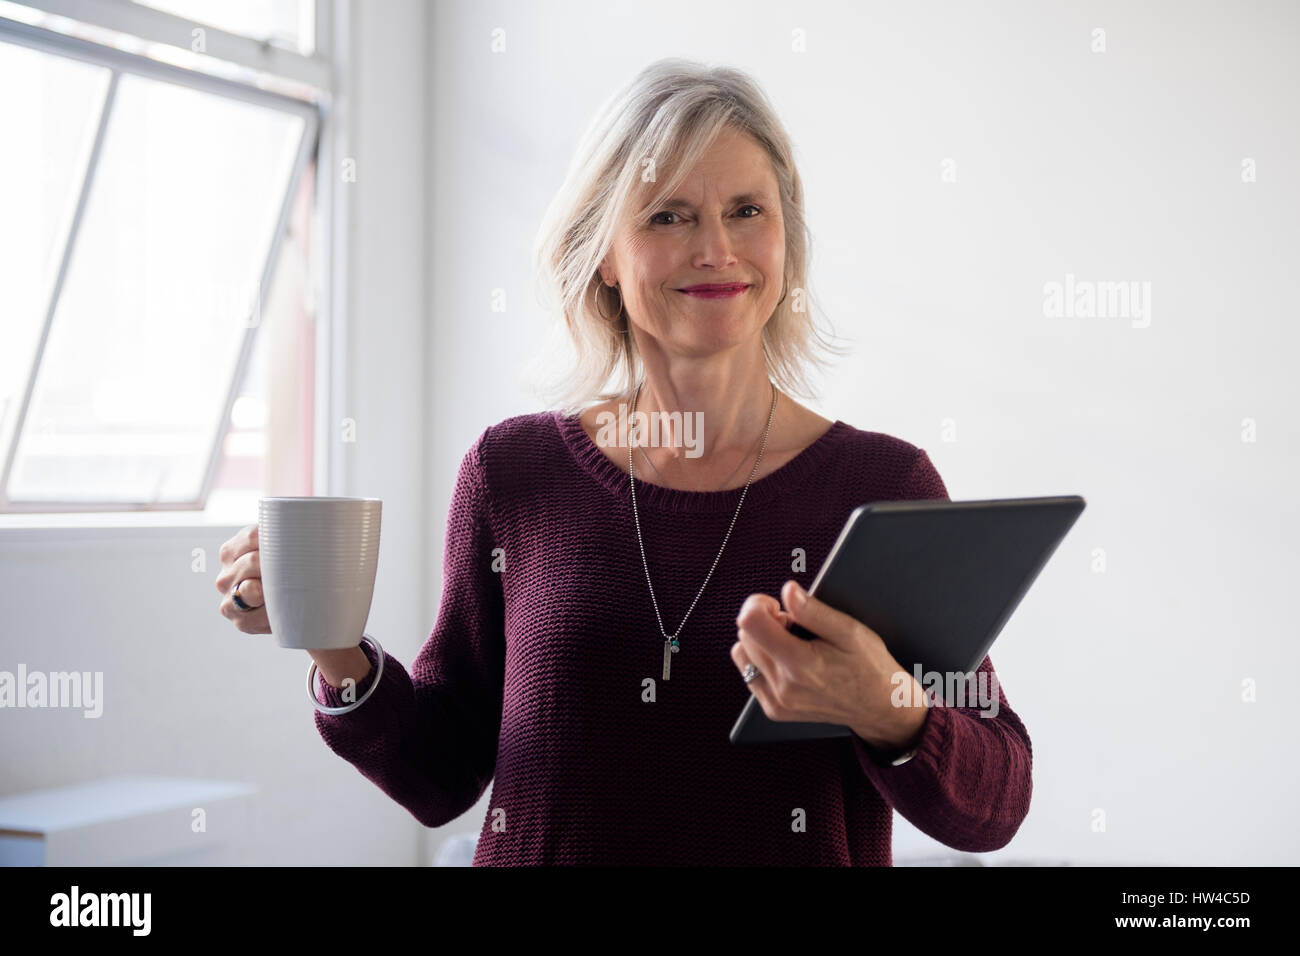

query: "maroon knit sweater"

left=313, top=410, right=1033, bottom=865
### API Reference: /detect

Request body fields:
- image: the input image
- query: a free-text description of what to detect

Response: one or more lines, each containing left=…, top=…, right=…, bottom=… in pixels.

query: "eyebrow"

left=655, top=192, right=769, bottom=211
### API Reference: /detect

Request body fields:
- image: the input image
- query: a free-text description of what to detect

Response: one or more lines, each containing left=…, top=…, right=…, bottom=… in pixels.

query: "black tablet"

left=729, top=495, right=1086, bottom=745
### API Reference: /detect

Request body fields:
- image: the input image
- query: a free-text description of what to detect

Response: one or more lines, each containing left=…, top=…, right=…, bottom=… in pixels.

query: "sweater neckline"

left=553, top=408, right=851, bottom=514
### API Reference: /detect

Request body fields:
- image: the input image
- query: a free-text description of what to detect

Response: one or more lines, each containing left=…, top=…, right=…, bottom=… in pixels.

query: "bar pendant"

left=662, top=640, right=673, bottom=681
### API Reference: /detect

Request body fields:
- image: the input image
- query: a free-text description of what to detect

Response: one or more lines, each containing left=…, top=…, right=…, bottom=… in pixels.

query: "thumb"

left=781, top=579, right=860, bottom=649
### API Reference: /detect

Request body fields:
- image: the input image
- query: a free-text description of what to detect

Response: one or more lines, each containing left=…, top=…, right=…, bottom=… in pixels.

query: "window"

left=132, top=0, right=314, bottom=55
left=0, top=1, right=327, bottom=517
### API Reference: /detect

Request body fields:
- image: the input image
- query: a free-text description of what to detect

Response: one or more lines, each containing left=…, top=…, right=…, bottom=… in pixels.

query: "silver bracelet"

left=889, top=746, right=918, bottom=767
left=307, top=634, right=385, bottom=716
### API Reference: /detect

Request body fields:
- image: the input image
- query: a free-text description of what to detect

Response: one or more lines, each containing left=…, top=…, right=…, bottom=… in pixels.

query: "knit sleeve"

left=895, top=447, right=948, bottom=500
left=312, top=431, right=506, bottom=829
left=847, top=446, right=1034, bottom=852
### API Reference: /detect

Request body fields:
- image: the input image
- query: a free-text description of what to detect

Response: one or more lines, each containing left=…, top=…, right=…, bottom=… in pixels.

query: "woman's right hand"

left=215, top=524, right=270, bottom=634
left=215, top=523, right=373, bottom=690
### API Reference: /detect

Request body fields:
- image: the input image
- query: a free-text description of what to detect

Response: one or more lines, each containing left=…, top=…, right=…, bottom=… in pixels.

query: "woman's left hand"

left=732, top=580, right=930, bottom=753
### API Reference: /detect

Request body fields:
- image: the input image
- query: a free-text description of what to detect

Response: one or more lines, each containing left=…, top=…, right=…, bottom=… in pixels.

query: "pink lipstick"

left=677, top=283, right=750, bottom=299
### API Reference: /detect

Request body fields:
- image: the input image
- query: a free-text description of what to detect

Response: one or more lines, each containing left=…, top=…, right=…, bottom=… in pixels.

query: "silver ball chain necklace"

left=633, top=414, right=766, bottom=490
left=628, top=378, right=778, bottom=681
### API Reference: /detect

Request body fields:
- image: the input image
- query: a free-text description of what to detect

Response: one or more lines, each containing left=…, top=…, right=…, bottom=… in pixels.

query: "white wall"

left=422, top=0, right=1299, bottom=865
left=0, top=0, right=431, bottom=865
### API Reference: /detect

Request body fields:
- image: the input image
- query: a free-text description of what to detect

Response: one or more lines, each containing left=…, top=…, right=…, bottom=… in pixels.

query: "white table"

left=0, top=775, right=257, bottom=866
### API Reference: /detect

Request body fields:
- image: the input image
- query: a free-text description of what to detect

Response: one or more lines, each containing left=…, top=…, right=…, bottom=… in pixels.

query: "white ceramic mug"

left=257, top=497, right=382, bottom=650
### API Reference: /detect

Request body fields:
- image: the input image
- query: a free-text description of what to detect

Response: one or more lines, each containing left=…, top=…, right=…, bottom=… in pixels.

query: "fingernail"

left=787, top=580, right=806, bottom=608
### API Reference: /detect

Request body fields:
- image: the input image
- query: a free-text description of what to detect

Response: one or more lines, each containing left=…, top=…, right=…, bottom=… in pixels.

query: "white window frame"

left=0, top=0, right=350, bottom=525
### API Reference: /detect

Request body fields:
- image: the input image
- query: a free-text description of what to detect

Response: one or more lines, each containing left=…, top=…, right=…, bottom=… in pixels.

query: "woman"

left=216, top=58, right=1031, bottom=866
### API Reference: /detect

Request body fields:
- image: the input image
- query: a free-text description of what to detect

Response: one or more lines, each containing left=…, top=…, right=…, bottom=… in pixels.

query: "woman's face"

left=599, top=127, right=785, bottom=363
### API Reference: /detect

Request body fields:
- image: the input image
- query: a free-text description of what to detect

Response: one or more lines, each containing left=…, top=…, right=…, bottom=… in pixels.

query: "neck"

left=627, top=350, right=776, bottom=468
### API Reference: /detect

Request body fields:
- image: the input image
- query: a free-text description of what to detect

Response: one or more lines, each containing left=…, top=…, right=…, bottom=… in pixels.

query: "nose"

left=690, top=214, right=738, bottom=271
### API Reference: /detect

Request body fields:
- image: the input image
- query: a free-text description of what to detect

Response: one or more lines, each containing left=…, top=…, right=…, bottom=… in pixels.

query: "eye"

left=650, top=205, right=761, bottom=225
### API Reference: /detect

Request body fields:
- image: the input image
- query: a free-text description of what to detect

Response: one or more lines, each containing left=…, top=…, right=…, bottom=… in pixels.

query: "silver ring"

left=231, top=580, right=253, bottom=612
left=307, top=634, right=385, bottom=715
left=742, top=663, right=760, bottom=684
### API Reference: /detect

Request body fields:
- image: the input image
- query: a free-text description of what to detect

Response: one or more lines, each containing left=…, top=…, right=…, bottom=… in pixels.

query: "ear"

left=598, top=258, right=619, bottom=287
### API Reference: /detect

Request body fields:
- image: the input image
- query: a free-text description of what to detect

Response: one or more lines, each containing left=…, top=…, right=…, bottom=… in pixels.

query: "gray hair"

left=530, top=57, right=845, bottom=414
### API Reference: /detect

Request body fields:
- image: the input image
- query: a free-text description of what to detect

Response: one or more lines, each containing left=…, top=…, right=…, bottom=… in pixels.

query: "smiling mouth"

left=677, top=283, right=750, bottom=299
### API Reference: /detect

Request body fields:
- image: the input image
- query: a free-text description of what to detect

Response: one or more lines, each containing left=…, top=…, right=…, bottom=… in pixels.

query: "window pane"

left=0, top=41, right=109, bottom=482
left=131, top=0, right=315, bottom=55
left=206, top=159, right=317, bottom=520
left=5, top=72, right=305, bottom=504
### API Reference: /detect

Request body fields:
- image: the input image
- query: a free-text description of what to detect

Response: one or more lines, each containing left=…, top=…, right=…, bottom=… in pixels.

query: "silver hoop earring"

left=597, top=283, right=623, bottom=321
